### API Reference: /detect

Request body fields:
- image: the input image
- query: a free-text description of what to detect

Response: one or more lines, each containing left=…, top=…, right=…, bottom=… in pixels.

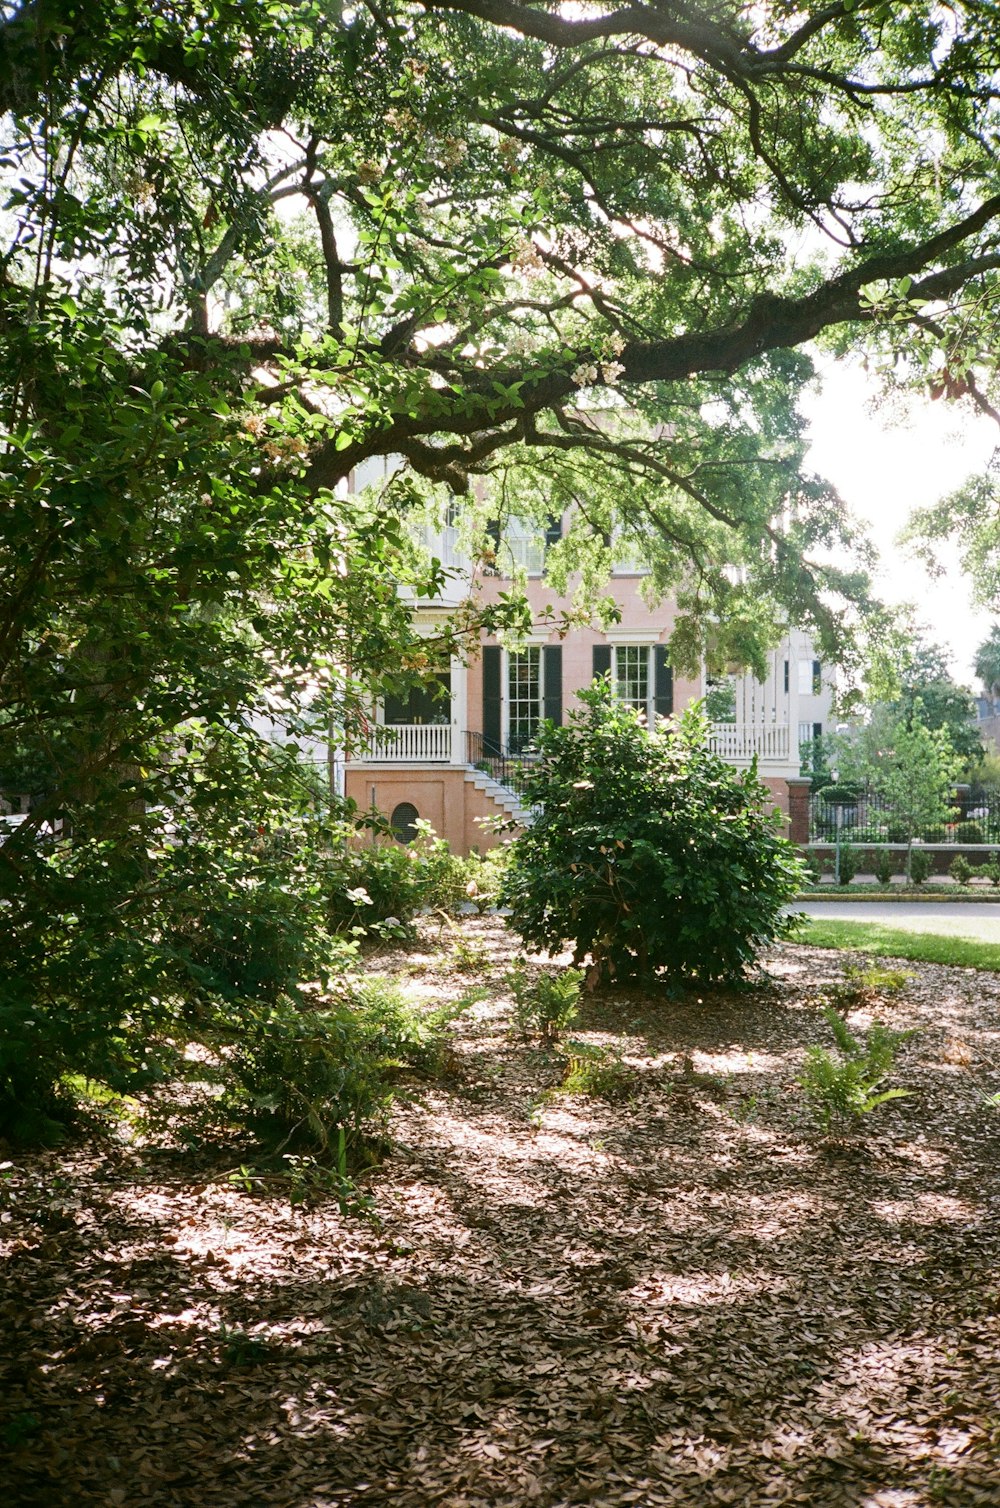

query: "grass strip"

left=791, top=918, right=1000, bottom=972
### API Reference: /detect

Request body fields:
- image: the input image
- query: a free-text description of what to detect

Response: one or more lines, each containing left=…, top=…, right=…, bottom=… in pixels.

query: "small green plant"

left=507, top=961, right=583, bottom=1040
left=922, top=823, right=947, bottom=843
left=836, top=844, right=860, bottom=884
left=800, top=1006, right=916, bottom=1132
left=559, top=1040, right=633, bottom=1099
left=908, top=848, right=934, bottom=886
left=801, top=853, right=823, bottom=886
left=955, top=820, right=986, bottom=845
left=975, top=860, right=1000, bottom=887
left=873, top=848, right=895, bottom=887
left=450, top=936, right=489, bottom=972
left=831, top=963, right=912, bottom=1006
left=1, top=1411, right=42, bottom=1448
left=215, top=1322, right=272, bottom=1369
left=949, top=854, right=973, bottom=886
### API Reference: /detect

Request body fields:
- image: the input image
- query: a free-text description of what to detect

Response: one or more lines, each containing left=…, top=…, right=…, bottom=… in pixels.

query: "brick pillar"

left=785, top=776, right=812, bottom=846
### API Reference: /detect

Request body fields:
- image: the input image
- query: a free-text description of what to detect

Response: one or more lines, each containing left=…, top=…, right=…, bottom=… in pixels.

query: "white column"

left=450, top=655, right=467, bottom=764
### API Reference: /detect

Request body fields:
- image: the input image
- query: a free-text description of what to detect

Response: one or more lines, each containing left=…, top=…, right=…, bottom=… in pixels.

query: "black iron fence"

left=465, top=730, right=534, bottom=803
left=810, top=787, right=1000, bottom=844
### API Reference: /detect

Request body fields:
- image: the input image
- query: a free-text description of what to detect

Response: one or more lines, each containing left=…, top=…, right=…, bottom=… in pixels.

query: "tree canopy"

left=8, top=0, right=1000, bottom=678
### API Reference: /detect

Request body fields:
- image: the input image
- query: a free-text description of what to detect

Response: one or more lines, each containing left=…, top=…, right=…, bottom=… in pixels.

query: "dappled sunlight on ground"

left=3, top=925, right=1000, bottom=1504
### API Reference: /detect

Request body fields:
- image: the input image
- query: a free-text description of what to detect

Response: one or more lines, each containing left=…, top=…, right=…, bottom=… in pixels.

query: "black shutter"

left=482, top=645, right=502, bottom=756
left=812, top=660, right=822, bottom=695
left=592, top=644, right=612, bottom=681
left=654, top=645, right=673, bottom=719
left=542, top=645, right=562, bottom=726
left=544, top=512, right=563, bottom=548
left=783, top=659, right=790, bottom=694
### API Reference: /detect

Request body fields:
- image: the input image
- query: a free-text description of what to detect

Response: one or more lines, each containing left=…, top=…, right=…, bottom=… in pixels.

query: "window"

left=487, top=514, right=563, bottom=575
left=508, top=648, right=542, bottom=753
left=383, top=669, right=451, bottom=725
left=593, top=643, right=672, bottom=722
left=390, top=802, right=420, bottom=844
left=797, top=659, right=822, bottom=696
left=616, top=645, right=650, bottom=714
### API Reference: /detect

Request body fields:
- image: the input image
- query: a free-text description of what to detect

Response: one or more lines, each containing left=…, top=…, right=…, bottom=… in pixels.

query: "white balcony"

left=708, top=722, right=791, bottom=765
left=355, top=723, right=453, bottom=763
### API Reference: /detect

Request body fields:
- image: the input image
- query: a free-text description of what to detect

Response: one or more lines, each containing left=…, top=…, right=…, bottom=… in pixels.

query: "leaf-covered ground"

left=3, top=920, right=1000, bottom=1507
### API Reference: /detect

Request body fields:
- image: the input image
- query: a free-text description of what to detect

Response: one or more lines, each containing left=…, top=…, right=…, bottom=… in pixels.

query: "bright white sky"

left=802, top=358, right=1000, bottom=687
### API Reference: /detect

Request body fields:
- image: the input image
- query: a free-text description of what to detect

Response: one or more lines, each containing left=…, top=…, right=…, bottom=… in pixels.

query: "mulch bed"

left=3, top=920, right=1000, bottom=1506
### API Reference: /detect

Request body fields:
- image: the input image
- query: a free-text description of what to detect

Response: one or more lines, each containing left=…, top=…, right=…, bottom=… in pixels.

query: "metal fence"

left=810, top=787, right=1000, bottom=843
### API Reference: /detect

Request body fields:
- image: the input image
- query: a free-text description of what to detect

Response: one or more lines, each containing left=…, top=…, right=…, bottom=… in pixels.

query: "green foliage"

left=831, top=965, right=912, bottom=1007
left=324, top=824, right=500, bottom=940
left=976, top=860, right=1000, bottom=888
left=908, top=848, right=934, bottom=885
left=501, top=685, right=805, bottom=984
left=955, top=821, right=987, bottom=845
left=220, top=974, right=461, bottom=1152
left=874, top=848, right=896, bottom=887
left=949, top=854, right=974, bottom=885
left=559, top=1040, right=633, bottom=1101
left=922, top=824, right=948, bottom=843
left=836, top=845, right=861, bottom=885
left=507, top=961, right=584, bottom=1041
left=800, top=1007, right=916, bottom=1132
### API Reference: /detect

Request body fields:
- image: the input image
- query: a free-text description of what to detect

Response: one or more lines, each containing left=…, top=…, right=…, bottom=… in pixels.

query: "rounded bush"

left=500, top=686, right=804, bottom=984
left=954, top=820, right=987, bottom=845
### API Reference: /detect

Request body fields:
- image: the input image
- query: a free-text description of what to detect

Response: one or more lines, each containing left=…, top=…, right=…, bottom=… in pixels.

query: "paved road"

left=795, top=899, right=1000, bottom=942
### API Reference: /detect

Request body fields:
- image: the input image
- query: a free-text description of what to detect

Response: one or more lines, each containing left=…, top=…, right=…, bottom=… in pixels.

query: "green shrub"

left=801, top=853, right=823, bottom=886
left=976, top=860, right=1000, bottom=888
left=922, top=823, right=947, bottom=843
left=221, top=999, right=389, bottom=1152
left=886, top=821, right=911, bottom=843
left=500, top=685, right=804, bottom=984
left=220, top=976, right=463, bottom=1151
left=955, top=820, right=986, bottom=844
left=949, top=854, right=973, bottom=886
left=908, top=848, right=934, bottom=885
left=836, top=845, right=861, bottom=884
left=507, top=960, right=583, bottom=1040
left=799, top=1007, right=916, bottom=1132
left=323, top=826, right=508, bottom=938
left=874, top=848, right=895, bottom=887
left=324, top=842, right=426, bottom=936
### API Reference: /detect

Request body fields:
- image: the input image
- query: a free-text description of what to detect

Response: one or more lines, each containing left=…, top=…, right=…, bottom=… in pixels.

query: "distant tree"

left=890, top=638, right=982, bottom=766
left=974, top=627, right=1000, bottom=702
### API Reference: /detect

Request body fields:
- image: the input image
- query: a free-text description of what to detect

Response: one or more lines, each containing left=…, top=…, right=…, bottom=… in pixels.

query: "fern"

left=800, top=1006, right=916, bottom=1131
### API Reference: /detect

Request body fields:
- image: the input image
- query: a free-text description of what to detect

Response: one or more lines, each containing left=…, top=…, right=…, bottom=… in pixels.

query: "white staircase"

left=463, top=765, right=533, bottom=827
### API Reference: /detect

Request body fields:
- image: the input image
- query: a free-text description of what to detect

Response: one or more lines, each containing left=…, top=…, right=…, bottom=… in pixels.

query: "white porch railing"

left=356, top=723, right=453, bottom=762
left=708, top=722, right=790, bottom=764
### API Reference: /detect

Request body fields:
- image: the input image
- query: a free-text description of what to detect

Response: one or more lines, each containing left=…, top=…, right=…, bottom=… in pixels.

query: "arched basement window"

left=390, top=801, right=420, bottom=844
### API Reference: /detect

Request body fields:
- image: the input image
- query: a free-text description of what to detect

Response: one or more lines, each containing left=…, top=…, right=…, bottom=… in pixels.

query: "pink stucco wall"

left=344, top=766, right=521, bottom=853
left=467, top=572, right=702, bottom=719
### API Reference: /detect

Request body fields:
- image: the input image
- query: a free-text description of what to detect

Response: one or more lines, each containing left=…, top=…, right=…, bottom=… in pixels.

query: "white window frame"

left=505, top=646, right=546, bottom=752
left=606, top=641, right=658, bottom=722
